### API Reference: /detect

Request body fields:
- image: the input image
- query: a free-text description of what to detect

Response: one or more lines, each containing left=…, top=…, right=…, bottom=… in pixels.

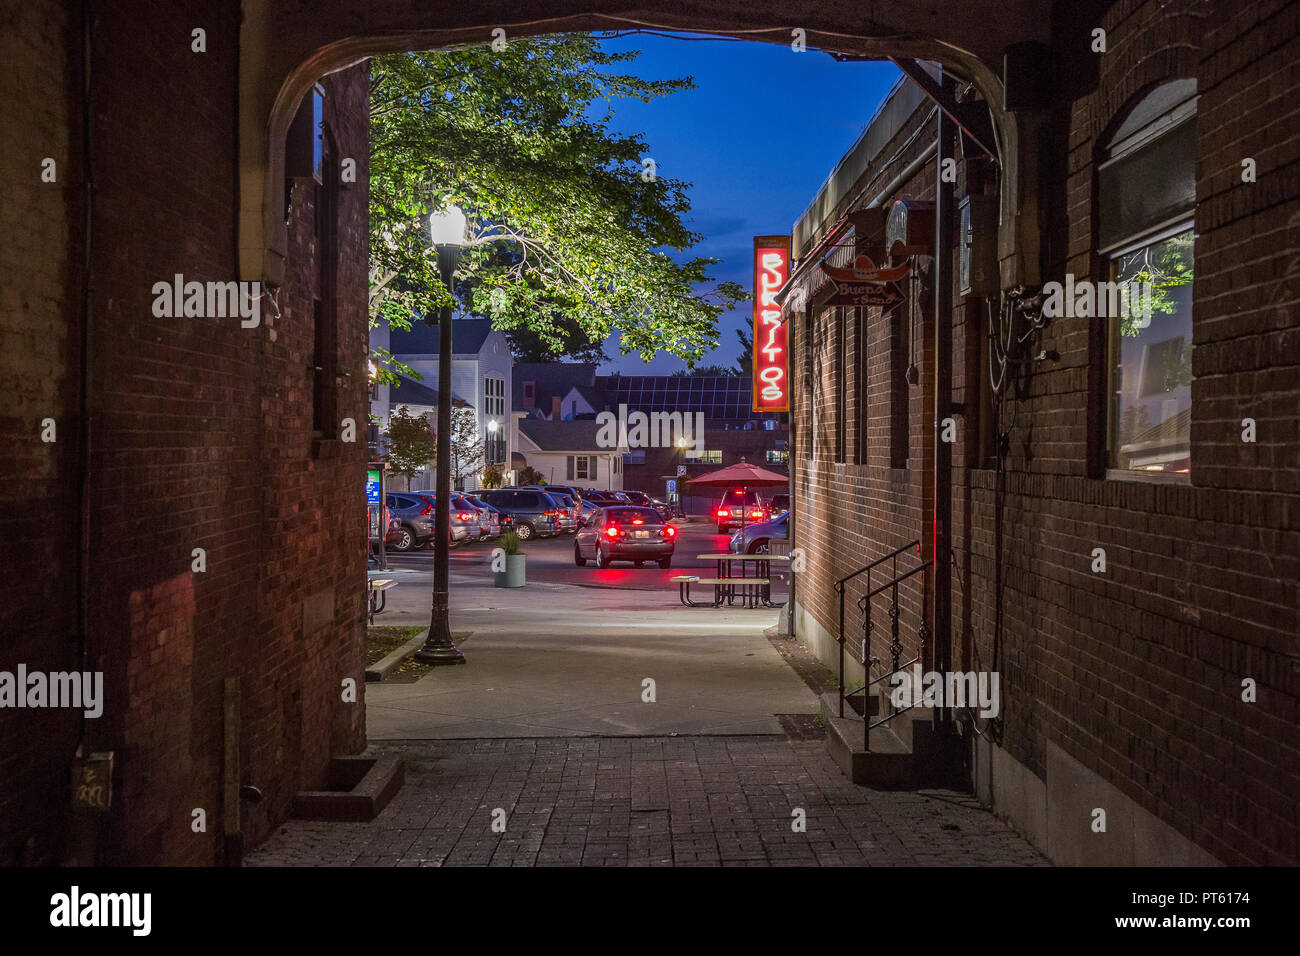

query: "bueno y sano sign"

left=752, top=236, right=791, bottom=413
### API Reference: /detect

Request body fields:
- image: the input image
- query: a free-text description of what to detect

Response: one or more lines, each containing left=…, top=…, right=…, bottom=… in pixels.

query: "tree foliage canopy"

left=369, top=35, right=747, bottom=375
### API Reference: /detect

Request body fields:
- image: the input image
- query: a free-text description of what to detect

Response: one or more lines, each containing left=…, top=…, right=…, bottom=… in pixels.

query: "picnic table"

left=366, top=572, right=399, bottom=624
left=671, top=552, right=790, bottom=608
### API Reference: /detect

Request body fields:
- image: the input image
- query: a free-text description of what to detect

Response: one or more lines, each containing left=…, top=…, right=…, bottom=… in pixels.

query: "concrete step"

left=819, top=691, right=912, bottom=787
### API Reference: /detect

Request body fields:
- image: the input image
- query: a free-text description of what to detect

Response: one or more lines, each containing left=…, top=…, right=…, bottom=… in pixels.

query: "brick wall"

left=794, top=0, right=1299, bottom=864
left=0, top=1, right=371, bottom=865
left=0, top=0, right=83, bottom=866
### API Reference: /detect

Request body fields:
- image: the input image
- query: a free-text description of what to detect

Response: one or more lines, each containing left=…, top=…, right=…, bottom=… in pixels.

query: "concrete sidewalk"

left=365, top=563, right=815, bottom=739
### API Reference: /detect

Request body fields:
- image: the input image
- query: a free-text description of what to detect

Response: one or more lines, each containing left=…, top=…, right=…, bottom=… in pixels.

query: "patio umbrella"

left=686, top=458, right=788, bottom=542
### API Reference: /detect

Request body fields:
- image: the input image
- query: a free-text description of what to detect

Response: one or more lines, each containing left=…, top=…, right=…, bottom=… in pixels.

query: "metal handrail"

left=863, top=561, right=931, bottom=600
left=832, top=540, right=921, bottom=593
left=833, top=541, right=924, bottom=727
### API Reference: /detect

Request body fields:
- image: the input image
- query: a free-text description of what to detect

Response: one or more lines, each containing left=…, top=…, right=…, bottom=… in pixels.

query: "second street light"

left=415, top=205, right=467, bottom=666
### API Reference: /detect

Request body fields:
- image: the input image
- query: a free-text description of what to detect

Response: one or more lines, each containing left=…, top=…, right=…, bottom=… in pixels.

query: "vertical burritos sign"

left=752, top=236, right=791, bottom=413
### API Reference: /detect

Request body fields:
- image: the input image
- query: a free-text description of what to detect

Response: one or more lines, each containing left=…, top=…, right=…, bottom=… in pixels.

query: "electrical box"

left=958, top=194, right=999, bottom=297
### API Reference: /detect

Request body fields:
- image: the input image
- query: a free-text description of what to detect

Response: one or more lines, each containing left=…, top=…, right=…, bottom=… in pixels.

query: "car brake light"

left=664, top=526, right=676, bottom=537
left=457, top=512, right=473, bottom=520
left=604, top=526, right=620, bottom=538
left=750, top=510, right=764, bottom=518
left=716, top=509, right=728, bottom=517
left=420, top=504, right=432, bottom=516
left=632, top=518, right=644, bottom=525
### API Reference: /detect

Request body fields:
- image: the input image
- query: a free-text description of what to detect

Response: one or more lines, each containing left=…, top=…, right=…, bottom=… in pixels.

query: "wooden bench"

left=674, top=576, right=770, bottom=608
left=367, top=579, right=398, bottom=623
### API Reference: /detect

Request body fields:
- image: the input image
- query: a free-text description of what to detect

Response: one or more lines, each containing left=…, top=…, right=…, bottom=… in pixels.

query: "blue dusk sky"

left=593, top=33, right=900, bottom=374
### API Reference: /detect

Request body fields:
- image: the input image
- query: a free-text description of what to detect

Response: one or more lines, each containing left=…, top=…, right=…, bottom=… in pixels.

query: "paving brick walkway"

left=245, top=736, right=1049, bottom=867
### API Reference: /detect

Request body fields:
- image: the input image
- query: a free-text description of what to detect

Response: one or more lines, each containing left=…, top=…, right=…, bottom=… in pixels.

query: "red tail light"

left=420, top=504, right=432, bottom=516
left=750, top=510, right=764, bottom=518
left=716, top=509, right=728, bottom=517
left=604, top=526, right=620, bottom=538
left=664, top=526, right=676, bottom=537
left=632, top=518, right=644, bottom=525
left=456, top=512, right=473, bottom=520
left=543, top=509, right=558, bottom=516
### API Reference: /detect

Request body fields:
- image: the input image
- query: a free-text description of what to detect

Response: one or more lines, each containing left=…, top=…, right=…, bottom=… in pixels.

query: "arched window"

left=1099, top=79, right=1196, bottom=477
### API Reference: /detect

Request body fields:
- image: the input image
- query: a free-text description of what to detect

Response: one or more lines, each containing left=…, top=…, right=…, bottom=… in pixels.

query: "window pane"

left=1108, top=230, right=1194, bottom=474
left=1099, top=120, right=1195, bottom=251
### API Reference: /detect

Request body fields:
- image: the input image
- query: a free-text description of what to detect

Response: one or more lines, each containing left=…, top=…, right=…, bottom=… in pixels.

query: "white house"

left=370, top=316, right=512, bottom=491
left=515, top=418, right=626, bottom=490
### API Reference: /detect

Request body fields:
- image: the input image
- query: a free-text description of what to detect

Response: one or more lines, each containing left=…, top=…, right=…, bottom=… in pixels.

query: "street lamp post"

left=415, top=206, right=467, bottom=666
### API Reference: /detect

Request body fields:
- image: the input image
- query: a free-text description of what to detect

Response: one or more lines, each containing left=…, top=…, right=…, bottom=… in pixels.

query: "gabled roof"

left=389, top=374, right=469, bottom=408
left=512, top=362, right=598, bottom=412
left=518, top=418, right=613, bottom=452
left=389, top=317, right=499, bottom=357
left=570, top=384, right=612, bottom=413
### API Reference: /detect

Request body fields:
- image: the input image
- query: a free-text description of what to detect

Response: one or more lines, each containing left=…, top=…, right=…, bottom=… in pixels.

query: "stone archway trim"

left=239, top=1, right=1050, bottom=290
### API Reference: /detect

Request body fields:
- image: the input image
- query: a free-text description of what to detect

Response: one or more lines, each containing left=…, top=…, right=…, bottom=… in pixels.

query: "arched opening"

left=239, top=5, right=1048, bottom=292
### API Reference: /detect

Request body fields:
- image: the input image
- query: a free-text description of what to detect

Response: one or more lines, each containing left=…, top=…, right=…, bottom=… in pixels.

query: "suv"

left=518, top=485, right=581, bottom=532
left=540, top=484, right=584, bottom=503
left=715, top=489, right=769, bottom=534
left=767, top=493, right=790, bottom=518
left=476, top=488, right=565, bottom=540
left=386, top=491, right=436, bottom=552
left=407, top=491, right=477, bottom=546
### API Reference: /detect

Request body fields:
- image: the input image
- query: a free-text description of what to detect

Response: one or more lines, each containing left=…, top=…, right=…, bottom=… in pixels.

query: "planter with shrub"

left=494, top=530, right=526, bottom=588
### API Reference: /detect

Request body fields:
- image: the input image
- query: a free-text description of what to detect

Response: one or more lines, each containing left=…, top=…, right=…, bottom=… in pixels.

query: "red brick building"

left=1, top=0, right=1294, bottom=867
left=1, top=2, right=370, bottom=865
left=785, top=5, right=1298, bottom=865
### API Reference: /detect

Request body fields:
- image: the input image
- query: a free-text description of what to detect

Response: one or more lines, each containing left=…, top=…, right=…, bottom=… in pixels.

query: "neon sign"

left=752, top=235, right=791, bottom=413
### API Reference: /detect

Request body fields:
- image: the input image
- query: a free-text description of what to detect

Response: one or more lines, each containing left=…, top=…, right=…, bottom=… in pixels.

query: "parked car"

left=463, top=495, right=502, bottom=539
left=551, top=493, right=579, bottom=533
left=386, top=491, right=436, bottom=552
left=574, top=505, right=676, bottom=569
left=767, top=493, right=790, bottom=518
left=616, top=490, right=670, bottom=521
left=540, top=484, right=584, bottom=503
left=715, top=488, right=769, bottom=534
left=575, top=497, right=601, bottom=523
left=407, top=491, right=476, bottom=545
left=476, top=488, right=565, bottom=540
left=582, top=489, right=633, bottom=506
left=730, top=511, right=789, bottom=554
left=449, top=492, right=490, bottom=541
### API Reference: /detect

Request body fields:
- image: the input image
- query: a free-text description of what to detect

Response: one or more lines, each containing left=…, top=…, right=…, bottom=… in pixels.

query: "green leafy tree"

left=517, top=465, right=546, bottom=486
left=449, top=407, right=486, bottom=489
left=672, top=364, right=735, bottom=377
left=368, top=35, right=747, bottom=380
left=732, top=327, right=753, bottom=379
left=1117, top=231, right=1194, bottom=338
left=505, top=310, right=608, bottom=363
left=383, top=407, right=436, bottom=479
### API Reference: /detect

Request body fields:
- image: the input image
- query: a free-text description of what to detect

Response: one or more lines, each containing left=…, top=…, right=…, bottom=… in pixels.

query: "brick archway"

left=237, top=0, right=1051, bottom=290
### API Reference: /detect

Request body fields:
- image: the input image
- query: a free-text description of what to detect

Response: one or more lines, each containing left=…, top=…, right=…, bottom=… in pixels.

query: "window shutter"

left=566, top=456, right=575, bottom=480
left=589, top=457, right=597, bottom=480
